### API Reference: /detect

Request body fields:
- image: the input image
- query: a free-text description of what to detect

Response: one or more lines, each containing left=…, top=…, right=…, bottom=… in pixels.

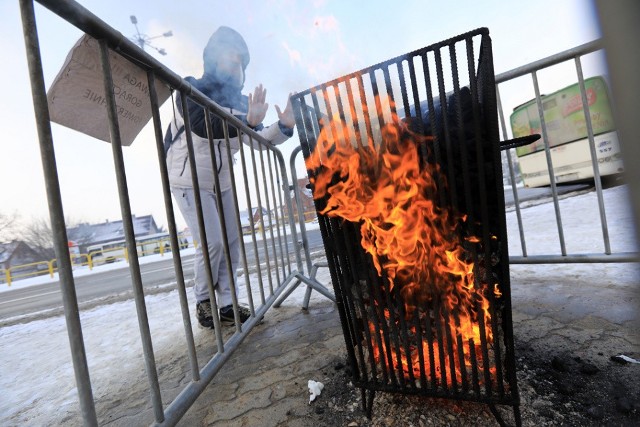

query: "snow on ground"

left=506, top=185, right=638, bottom=256
left=0, top=259, right=333, bottom=425
left=0, top=186, right=638, bottom=425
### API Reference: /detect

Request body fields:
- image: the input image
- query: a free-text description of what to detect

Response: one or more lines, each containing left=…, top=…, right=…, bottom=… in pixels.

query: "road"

left=0, top=256, right=196, bottom=321
left=0, top=229, right=325, bottom=321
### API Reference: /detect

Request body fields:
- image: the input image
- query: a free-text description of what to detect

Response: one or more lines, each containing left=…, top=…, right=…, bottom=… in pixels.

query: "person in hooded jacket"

left=165, top=26, right=295, bottom=329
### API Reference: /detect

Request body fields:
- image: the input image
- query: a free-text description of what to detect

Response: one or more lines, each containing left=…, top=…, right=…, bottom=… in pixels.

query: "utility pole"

left=130, top=15, right=172, bottom=56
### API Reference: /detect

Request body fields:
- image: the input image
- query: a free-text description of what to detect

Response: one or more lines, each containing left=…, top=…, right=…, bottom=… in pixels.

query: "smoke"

left=278, top=10, right=359, bottom=87
left=311, top=15, right=339, bottom=33
left=282, top=41, right=302, bottom=66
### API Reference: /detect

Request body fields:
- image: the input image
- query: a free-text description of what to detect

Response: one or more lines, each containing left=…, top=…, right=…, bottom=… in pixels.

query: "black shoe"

left=219, top=304, right=251, bottom=326
left=196, top=299, right=214, bottom=329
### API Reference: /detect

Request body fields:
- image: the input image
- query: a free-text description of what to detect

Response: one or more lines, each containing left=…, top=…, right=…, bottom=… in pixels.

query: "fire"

left=306, top=96, right=499, bottom=385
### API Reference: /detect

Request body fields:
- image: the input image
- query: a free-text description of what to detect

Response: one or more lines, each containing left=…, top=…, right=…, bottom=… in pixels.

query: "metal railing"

left=1, top=260, right=54, bottom=285
left=271, top=146, right=332, bottom=310
left=19, top=0, right=333, bottom=425
left=495, top=40, right=639, bottom=264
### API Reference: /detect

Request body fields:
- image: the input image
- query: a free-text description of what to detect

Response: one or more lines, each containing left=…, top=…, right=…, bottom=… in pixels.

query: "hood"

left=202, top=26, right=250, bottom=80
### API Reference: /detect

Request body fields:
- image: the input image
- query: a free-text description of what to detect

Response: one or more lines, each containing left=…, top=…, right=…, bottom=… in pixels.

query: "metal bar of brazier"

left=291, top=28, right=520, bottom=426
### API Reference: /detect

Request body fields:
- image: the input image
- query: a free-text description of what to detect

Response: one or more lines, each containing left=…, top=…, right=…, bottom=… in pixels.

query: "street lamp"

left=130, top=15, right=172, bottom=56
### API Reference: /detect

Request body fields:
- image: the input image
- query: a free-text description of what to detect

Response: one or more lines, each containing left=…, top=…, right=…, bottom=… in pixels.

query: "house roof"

left=238, top=207, right=267, bottom=227
left=0, top=241, right=40, bottom=266
left=67, top=215, right=160, bottom=245
left=0, top=241, right=20, bottom=264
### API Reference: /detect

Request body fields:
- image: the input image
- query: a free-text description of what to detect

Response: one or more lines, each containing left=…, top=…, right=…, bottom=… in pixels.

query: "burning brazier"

left=291, top=28, right=520, bottom=425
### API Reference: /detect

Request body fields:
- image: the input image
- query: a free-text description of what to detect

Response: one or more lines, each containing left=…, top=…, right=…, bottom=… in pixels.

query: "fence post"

left=19, top=0, right=98, bottom=422
left=5, top=269, right=11, bottom=286
left=49, top=259, right=55, bottom=278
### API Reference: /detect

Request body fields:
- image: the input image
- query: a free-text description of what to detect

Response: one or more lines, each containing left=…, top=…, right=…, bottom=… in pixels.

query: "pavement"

left=116, top=259, right=639, bottom=426
left=177, top=293, right=343, bottom=427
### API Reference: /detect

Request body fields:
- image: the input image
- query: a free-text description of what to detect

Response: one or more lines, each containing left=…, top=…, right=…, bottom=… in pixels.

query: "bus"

left=86, top=232, right=182, bottom=265
left=510, top=76, right=624, bottom=188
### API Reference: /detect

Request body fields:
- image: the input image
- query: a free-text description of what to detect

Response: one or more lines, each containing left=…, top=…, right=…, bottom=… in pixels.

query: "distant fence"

left=20, top=0, right=333, bottom=425
left=1, top=260, right=55, bottom=285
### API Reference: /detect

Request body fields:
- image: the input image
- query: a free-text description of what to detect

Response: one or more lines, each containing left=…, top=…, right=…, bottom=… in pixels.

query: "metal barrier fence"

left=495, top=40, right=639, bottom=264
left=20, top=0, right=333, bottom=425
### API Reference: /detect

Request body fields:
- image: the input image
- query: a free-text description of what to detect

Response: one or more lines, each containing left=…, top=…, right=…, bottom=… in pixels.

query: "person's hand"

left=246, top=84, right=268, bottom=127
left=275, top=92, right=296, bottom=129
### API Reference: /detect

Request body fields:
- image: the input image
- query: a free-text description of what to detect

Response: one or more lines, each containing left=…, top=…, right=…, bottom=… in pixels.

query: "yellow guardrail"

left=1, top=260, right=55, bottom=286
left=1, top=237, right=191, bottom=287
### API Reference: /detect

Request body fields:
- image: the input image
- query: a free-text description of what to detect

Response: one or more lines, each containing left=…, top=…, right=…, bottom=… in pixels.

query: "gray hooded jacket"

left=166, top=26, right=291, bottom=192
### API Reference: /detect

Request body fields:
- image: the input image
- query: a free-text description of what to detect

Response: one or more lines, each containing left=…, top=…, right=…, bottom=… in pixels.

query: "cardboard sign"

left=47, top=34, right=171, bottom=146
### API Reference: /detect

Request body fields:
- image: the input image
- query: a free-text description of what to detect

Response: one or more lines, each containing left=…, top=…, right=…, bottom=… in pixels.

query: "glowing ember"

left=305, top=97, right=499, bottom=385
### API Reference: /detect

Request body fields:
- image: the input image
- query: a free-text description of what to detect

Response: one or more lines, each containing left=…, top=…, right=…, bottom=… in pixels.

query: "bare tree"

left=0, top=212, right=19, bottom=242
left=20, top=216, right=88, bottom=261
left=20, top=217, right=57, bottom=261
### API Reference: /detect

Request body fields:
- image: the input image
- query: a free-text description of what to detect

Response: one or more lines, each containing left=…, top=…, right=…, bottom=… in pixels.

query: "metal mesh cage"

left=291, top=28, right=519, bottom=424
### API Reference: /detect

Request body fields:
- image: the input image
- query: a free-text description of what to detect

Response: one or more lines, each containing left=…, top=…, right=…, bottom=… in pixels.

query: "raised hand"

left=246, top=84, right=268, bottom=127
left=275, top=92, right=296, bottom=129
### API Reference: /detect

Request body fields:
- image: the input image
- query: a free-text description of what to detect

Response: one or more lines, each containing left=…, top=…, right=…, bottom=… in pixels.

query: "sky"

left=0, top=0, right=605, bottom=233
left=1, top=184, right=638, bottom=424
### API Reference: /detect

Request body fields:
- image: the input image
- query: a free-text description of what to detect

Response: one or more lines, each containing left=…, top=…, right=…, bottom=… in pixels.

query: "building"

left=67, top=214, right=164, bottom=254
left=239, top=207, right=269, bottom=234
left=0, top=241, right=41, bottom=281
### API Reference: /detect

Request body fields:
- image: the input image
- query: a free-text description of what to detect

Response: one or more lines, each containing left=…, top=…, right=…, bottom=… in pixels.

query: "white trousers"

left=172, top=187, right=240, bottom=307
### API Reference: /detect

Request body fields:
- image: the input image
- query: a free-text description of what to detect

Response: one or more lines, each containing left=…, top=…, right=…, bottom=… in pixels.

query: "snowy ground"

left=0, top=256, right=332, bottom=425
left=505, top=185, right=638, bottom=256
left=0, top=185, right=638, bottom=425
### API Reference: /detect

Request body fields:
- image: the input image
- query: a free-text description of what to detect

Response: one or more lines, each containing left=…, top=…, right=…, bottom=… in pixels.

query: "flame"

left=494, top=283, right=502, bottom=298
left=306, top=96, right=500, bottom=385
